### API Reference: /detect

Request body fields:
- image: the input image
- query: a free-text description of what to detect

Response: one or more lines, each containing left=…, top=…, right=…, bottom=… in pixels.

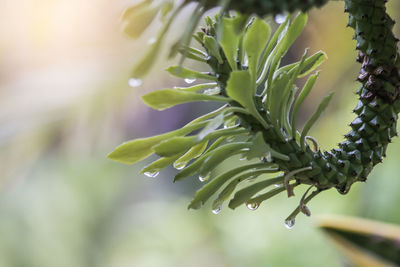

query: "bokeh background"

left=0, top=0, right=399, bottom=266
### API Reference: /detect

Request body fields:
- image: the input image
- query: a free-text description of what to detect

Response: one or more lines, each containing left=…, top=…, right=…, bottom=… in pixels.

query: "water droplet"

left=144, top=171, right=159, bottom=178
left=173, top=161, right=187, bottom=170
left=128, top=78, right=142, bottom=88
left=224, top=118, right=238, bottom=129
left=275, top=13, right=287, bottom=24
left=240, top=154, right=248, bottom=161
left=246, top=202, right=259, bottom=211
left=266, top=152, right=272, bottom=162
left=301, top=205, right=311, bottom=217
left=184, top=78, right=196, bottom=84
left=212, top=205, right=222, bottom=214
left=199, top=174, right=210, bottom=182
left=148, top=37, right=156, bottom=45
left=284, top=218, right=295, bottom=229
left=204, top=87, right=220, bottom=95
left=337, top=184, right=350, bottom=195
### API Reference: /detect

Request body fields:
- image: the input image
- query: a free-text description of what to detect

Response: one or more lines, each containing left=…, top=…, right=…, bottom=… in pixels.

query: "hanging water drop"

left=284, top=218, right=295, bottom=229
left=301, top=205, right=311, bottom=217
left=275, top=13, right=287, bottom=24
left=184, top=78, right=196, bottom=84
left=128, top=78, right=143, bottom=88
left=239, top=154, right=247, bottom=161
left=266, top=152, right=273, bottom=162
left=224, top=118, right=238, bottom=129
left=143, top=171, right=159, bottom=178
left=212, top=205, right=222, bottom=214
left=173, top=161, right=187, bottom=170
left=246, top=202, right=259, bottom=211
left=199, top=174, right=210, bottom=182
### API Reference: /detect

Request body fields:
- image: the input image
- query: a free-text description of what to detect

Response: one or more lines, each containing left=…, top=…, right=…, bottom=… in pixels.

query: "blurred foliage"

left=0, top=0, right=398, bottom=266
left=318, top=216, right=400, bottom=266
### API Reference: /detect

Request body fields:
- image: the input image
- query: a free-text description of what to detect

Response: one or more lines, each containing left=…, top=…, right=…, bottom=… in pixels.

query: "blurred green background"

left=0, top=1, right=399, bottom=266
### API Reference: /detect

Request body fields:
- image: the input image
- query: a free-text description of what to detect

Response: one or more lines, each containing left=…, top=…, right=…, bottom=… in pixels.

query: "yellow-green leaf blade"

left=226, top=71, right=268, bottom=128
left=291, top=72, right=320, bottom=138
left=244, top=17, right=270, bottom=83
left=173, top=141, right=208, bottom=170
left=166, top=66, right=217, bottom=81
left=218, top=17, right=241, bottom=70
left=122, top=1, right=159, bottom=38
left=300, top=92, right=334, bottom=150
left=142, top=89, right=230, bottom=111
left=108, top=120, right=208, bottom=164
